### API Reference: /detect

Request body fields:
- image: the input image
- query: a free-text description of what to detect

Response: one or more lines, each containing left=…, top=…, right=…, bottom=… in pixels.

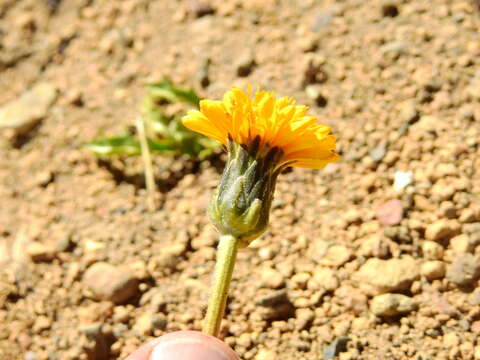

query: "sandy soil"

left=1, top=0, right=480, bottom=359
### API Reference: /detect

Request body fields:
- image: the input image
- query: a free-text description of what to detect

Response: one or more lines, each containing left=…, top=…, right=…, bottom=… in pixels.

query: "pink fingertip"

left=149, top=331, right=240, bottom=360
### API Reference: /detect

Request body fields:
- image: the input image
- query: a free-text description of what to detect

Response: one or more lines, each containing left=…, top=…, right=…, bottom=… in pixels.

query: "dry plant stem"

left=135, top=117, right=156, bottom=212
left=204, top=234, right=239, bottom=337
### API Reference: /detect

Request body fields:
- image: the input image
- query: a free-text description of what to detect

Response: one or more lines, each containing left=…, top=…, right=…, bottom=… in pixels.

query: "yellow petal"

left=182, top=110, right=227, bottom=145
left=292, top=153, right=340, bottom=169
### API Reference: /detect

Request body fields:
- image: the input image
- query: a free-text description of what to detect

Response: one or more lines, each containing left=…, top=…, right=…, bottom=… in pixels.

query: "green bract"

left=208, top=137, right=284, bottom=246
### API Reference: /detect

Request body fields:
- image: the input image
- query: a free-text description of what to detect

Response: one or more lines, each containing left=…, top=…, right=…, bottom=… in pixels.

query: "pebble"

left=446, top=254, right=480, bottom=287
left=26, top=242, right=56, bottom=262
left=0, top=82, right=57, bottom=136
left=399, top=100, right=419, bottom=123
left=260, top=267, right=285, bottom=289
left=33, top=315, right=52, bottom=332
left=450, top=234, right=473, bottom=254
left=255, top=289, right=295, bottom=321
left=323, top=336, right=349, bottom=360
left=358, top=235, right=390, bottom=259
left=393, top=171, right=413, bottom=191
left=189, top=1, right=215, bottom=18
left=381, top=1, right=399, bottom=17
left=460, top=208, right=479, bottom=223
left=311, top=11, right=333, bottom=32
left=425, top=220, right=460, bottom=242
left=235, top=52, right=256, bottom=77
left=443, top=332, right=460, bottom=348
left=376, top=199, right=404, bottom=226
left=83, top=262, right=139, bottom=304
left=370, top=293, right=416, bottom=317
left=305, top=85, right=328, bottom=107
left=369, top=144, right=387, bottom=162
left=354, top=256, right=419, bottom=295
left=255, top=349, right=276, bottom=360
left=318, top=245, right=352, bottom=267
left=381, top=41, right=406, bottom=60
left=133, top=312, right=167, bottom=335
left=335, top=286, right=368, bottom=315
left=310, top=267, right=339, bottom=291
left=295, top=308, right=314, bottom=331
left=422, top=241, right=444, bottom=260
left=420, top=261, right=446, bottom=281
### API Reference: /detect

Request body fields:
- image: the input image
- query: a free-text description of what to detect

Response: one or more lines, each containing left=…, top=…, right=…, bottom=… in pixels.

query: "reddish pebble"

left=376, top=199, right=404, bottom=226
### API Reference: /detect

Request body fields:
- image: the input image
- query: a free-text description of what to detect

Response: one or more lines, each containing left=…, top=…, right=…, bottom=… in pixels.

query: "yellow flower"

left=182, top=87, right=339, bottom=169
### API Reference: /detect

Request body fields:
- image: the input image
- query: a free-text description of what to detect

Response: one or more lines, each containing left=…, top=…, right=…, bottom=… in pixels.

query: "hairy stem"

left=203, top=234, right=239, bottom=337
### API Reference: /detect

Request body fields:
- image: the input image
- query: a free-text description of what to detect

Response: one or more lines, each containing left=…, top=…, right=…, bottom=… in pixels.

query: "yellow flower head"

left=182, top=87, right=339, bottom=169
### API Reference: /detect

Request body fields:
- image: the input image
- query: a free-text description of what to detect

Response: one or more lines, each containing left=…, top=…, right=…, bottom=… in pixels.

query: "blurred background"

left=1, top=0, right=479, bottom=359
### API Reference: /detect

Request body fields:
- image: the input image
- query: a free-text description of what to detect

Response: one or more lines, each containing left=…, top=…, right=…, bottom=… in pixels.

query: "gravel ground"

left=1, top=0, right=480, bottom=359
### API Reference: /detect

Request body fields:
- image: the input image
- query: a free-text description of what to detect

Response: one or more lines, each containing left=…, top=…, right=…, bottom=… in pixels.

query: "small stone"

left=191, top=224, right=217, bottom=250
left=358, top=235, right=390, bottom=259
left=425, top=220, right=460, bottom=242
left=376, top=199, right=404, bottom=226
left=381, top=1, right=399, bottom=17
left=290, top=272, right=310, bottom=290
left=443, top=332, right=460, bottom=348
left=256, top=289, right=290, bottom=307
left=302, top=57, right=328, bottom=85
left=33, top=315, right=52, bottom=332
left=393, top=171, right=413, bottom=191
left=133, top=312, right=167, bottom=335
left=112, top=306, right=131, bottom=323
left=381, top=41, right=406, bottom=60
left=399, top=100, right=419, bottom=123
left=323, top=336, right=349, bottom=360
left=295, top=308, right=314, bottom=331
left=440, top=201, right=457, bottom=219
left=446, top=254, right=480, bottom=287
left=460, top=208, right=479, bottom=223
left=0, top=82, right=57, bottom=136
left=354, top=256, right=419, bottom=295
left=421, top=261, right=446, bottom=281
left=34, top=170, right=54, bottom=187
left=310, top=267, right=339, bottom=291
left=311, top=11, right=333, bottom=31
left=305, top=85, right=328, bottom=107
left=26, top=242, right=56, bottom=262
left=151, top=314, right=167, bottom=331
left=369, top=144, right=387, bottom=162
left=298, top=35, right=319, bottom=53
left=83, top=262, right=139, bottom=304
left=258, top=247, right=275, bottom=260
left=335, top=286, right=368, bottom=315
left=236, top=333, right=251, bottom=348
left=255, top=349, right=276, bottom=360
left=260, top=267, right=285, bottom=289
left=235, top=53, right=256, bottom=77
left=450, top=234, right=473, bottom=254
left=189, top=1, right=215, bottom=18
left=319, top=245, right=352, bottom=267
left=370, top=293, right=415, bottom=317
left=469, top=289, right=480, bottom=306
left=148, top=243, right=186, bottom=273
left=422, top=241, right=444, bottom=260
left=431, top=183, right=456, bottom=201
left=256, top=289, right=295, bottom=321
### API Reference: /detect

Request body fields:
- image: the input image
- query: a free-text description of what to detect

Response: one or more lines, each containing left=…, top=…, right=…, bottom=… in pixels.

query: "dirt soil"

left=1, top=0, right=480, bottom=359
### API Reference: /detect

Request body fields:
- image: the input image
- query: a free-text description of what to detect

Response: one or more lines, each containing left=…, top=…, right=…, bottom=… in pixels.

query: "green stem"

left=203, top=234, right=239, bottom=337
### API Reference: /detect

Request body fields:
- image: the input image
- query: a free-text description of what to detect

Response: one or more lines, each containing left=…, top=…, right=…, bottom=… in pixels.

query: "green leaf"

left=85, top=136, right=142, bottom=156
left=85, top=136, right=176, bottom=156
left=144, top=78, right=200, bottom=107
